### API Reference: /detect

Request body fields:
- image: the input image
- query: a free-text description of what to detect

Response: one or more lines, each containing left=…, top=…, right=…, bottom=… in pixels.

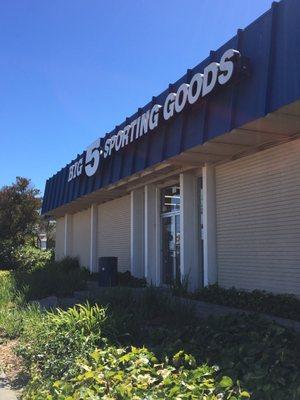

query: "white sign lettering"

left=68, top=158, right=83, bottom=182
left=68, top=48, right=241, bottom=181
left=102, top=48, right=240, bottom=160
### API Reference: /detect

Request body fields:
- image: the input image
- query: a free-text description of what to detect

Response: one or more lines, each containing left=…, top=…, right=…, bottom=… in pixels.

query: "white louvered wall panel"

left=216, top=139, right=300, bottom=296
left=97, top=195, right=131, bottom=273
left=55, top=217, right=65, bottom=261
left=71, top=208, right=91, bottom=268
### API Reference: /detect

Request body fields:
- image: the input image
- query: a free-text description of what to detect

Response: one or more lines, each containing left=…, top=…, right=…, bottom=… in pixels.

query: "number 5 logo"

left=85, top=139, right=101, bottom=177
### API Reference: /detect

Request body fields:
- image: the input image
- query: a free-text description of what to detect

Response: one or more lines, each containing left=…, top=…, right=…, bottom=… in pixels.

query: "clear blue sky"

left=1, top=0, right=274, bottom=194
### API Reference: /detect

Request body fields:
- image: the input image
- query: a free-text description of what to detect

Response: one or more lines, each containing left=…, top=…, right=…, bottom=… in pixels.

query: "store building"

left=42, top=0, right=300, bottom=295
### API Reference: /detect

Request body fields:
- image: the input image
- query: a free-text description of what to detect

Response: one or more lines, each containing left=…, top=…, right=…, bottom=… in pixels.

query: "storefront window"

left=161, top=185, right=180, bottom=214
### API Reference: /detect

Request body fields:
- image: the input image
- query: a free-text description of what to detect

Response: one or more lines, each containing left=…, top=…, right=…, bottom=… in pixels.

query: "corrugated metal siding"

left=55, top=217, right=65, bottom=261
left=216, top=139, right=300, bottom=295
left=71, top=208, right=91, bottom=268
left=97, top=195, right=131, bottom=273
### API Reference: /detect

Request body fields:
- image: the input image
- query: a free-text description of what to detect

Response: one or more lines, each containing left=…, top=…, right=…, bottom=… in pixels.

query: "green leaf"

left=219, top=376, right=233, bottom=388
left=240, top=391, right=251, bottom=398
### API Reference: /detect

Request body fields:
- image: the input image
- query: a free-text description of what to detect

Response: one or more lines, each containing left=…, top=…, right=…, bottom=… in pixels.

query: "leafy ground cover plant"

left=93, top=288, right=300, bottom=400
left=0, top=272, right=299, bottom=400
left=25, top=347, right=250, bottom=400
left=18, top=297, right=250, bottom=400
left=191, top=284, right=300, bottom=321
left=18, top=288, right=300, bottom=400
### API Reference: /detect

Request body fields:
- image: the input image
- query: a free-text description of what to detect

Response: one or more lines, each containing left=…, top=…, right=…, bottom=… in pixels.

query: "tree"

left=0, top=177, right=41, bottom=266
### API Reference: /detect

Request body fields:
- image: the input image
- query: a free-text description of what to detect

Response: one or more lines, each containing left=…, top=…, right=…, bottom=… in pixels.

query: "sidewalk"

left=0, top=373, right=19, bottom=400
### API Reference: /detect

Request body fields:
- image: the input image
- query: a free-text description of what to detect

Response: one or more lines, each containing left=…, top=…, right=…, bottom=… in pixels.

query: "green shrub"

left=117, top=270, right=147, bottom=287
left=170, top=271, right=190, bottom=296
left=0, top=303, right=43, bottom=339
left=0, top=239, right=17, bottom=269
left=0, top=270, right=44, bottom=339
left=14, top=244, right=53, bottom=271
left=192, top=284, right=300, bottom=321
left=93, top=287, right=197, bottom=347
left=23, top=347, right=250, bottom=400
left=55, top=256, right=81, bottom=272
left=13, top=256, right=88, bottom=300
left=89, top=270, right=147, bottom=288
left=0, top=270, right=26, bottom=338
left=0, top=256, right=89, bottom=337
left=0, top=271, right=21, bottom=306
left=0, top=306, right=24, bottom=338
left=18, top=302, right=110, bottom=385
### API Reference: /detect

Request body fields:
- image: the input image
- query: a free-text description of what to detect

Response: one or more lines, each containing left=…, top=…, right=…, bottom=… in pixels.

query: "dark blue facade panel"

left=42, top=0, right=300, bottom=215
left=204, top=90, right=233, bottom=142
left=146, top=126, right=166, bottom=166
left=120, top=146, right=135, bottom=179
left=270, top=0, right=300, bottom=112
left=182, top=106, right=206, bottom=150
left=101, top=158, right=113, bottom=188
left=111, top=151, right=123, bottom=183
left=163, top=116, right=184, bottom=159
left=133, top=136, right=147, bottom=173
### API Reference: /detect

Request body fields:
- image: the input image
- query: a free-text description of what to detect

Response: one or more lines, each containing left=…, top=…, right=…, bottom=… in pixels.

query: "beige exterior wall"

left=70, top=208, right=91, bottom=268
left=216, top=139, right=300, bottom=296
left=55, top=217, right=65, bottom=261
left=97, top=195, right=131, bottom=273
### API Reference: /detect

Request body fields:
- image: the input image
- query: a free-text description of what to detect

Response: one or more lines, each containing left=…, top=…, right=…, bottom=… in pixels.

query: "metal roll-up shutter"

left=97, top=195, right=131, bottom=273
left=216, top=139, right=300, bottom=296
left=71, top=208, right=91, bottom=267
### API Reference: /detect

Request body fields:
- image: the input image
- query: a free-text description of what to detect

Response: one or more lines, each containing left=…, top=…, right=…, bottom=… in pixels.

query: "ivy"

left=191, top=284, right=300, bottom=321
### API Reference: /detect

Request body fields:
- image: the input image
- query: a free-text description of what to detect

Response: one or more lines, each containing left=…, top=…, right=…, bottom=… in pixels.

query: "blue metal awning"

left=42, top=0, right=300, bottom=215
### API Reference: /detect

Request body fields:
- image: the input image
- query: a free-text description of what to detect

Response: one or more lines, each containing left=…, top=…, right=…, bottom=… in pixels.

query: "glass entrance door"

left=161, top=185, right=181, bottom=285
left=162, top=216, right=173, bottom=284
left=161, top=214, right=180, bottom=284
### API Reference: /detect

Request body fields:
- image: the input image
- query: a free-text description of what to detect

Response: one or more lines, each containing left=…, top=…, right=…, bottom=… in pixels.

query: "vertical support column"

left=131, top=189, right=145, bottom=278
left=64, top=213, right=73, bottom=257
left=202, top=163, right=217, bottom=286
left=89, top=204, right=98, bottom=273
left=180, top=172, right=200, bottom=291
left=155, top=186, right=161, bottom=286
left=144, top=184, right=159, bottom=285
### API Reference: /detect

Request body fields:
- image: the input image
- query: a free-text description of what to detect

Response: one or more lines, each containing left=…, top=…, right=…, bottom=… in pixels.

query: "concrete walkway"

left=0, top=388, right=18, bottom=400
left=0, top=373, right=19, bottom=400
